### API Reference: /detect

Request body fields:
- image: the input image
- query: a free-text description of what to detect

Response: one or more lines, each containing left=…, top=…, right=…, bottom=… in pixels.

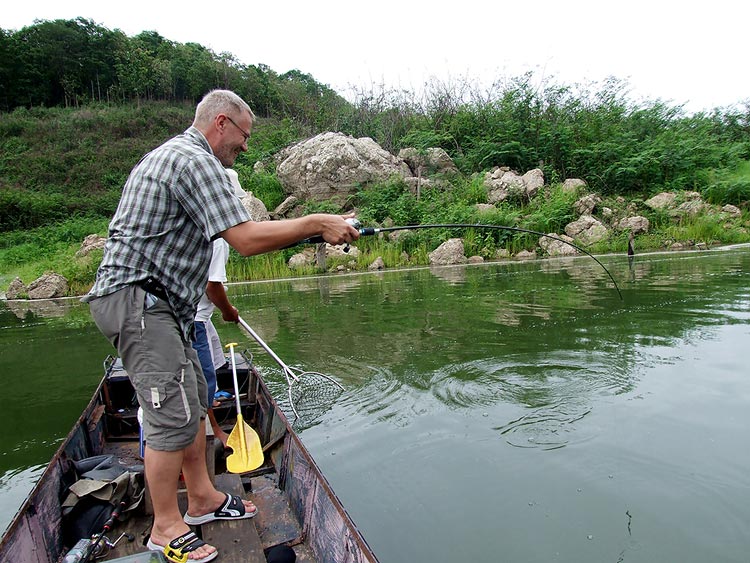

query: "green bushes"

left=1, top=65, right=749, bottom=296
left=703, top=160, right=750, bottom=205
left=236, top=168, right=286, bottom=211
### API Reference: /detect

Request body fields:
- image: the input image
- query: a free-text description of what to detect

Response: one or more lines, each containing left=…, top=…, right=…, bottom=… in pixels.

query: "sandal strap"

left=215, top=493, right=245, bottom=518
left=167, top=530, right=206, bottom=554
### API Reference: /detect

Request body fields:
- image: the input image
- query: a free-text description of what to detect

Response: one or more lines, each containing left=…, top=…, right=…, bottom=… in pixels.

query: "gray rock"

left=645, top=192, right=677, bottom=210
left=398, top=147, right=458, bottom=175
left=562, top=178, right=587, bottom=194
left=515, top=250, right=537, bottom=260
left=27, top=272, right=69, bottom=299
left=429, top=238, right=466, bottom=265
left=272, top=196, right=299, bottom=218
left=565, top=215, right=608, bottom=244
left=237, top=191, right=270, bottom=222
left=539, top=234, right=578, bottom=256
left=369, top=256, right=385, bottom=270
left=76, top=234, right=107, bottom=257
left=574, top=194, right=602, bottom=215
left=617, top=216, right=650, bottom=234
left=722, top=204, right=742, bottom=218
left=6, top=277, right=27, bottom=299
left=276, top=132, right=412, bottom=202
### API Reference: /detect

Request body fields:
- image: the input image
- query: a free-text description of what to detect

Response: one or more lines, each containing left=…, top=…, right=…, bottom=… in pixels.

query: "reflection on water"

left=4, top=297, right=79, bottom=319
left=2, top=247, right=750, bottom=561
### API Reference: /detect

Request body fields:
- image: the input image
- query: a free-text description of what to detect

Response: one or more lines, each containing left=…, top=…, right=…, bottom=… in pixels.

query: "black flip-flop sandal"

left=183, top=492, right=257, bottom=525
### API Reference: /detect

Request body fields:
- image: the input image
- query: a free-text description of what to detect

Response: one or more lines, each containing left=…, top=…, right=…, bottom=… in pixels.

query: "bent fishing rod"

left=299, top=220, right=623, bottom=300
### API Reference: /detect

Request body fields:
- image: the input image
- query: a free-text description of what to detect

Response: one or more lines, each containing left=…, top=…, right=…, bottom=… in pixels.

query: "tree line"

left=0, top=17, right=347, bottom=129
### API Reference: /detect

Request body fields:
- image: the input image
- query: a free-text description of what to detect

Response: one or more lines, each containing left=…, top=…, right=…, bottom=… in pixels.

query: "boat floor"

left=99, top=441, right=316, bottom=563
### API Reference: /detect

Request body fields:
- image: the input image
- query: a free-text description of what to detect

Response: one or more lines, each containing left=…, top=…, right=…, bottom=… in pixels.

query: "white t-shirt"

left=195, top=238, right=230, bottom=322
left=205, top=318, right=227, bottom=370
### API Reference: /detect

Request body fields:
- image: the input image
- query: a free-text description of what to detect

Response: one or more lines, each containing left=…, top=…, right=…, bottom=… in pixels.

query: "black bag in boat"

left=61, top=454, right=144, bottom=547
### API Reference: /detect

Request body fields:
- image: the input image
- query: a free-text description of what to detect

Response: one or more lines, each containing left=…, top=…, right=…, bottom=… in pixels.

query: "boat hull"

left=0, top=353, right=377, bottom=563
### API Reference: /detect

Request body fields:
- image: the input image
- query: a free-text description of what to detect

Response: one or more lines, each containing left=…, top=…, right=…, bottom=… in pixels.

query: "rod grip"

left=297, top=227, right=375, bottom=245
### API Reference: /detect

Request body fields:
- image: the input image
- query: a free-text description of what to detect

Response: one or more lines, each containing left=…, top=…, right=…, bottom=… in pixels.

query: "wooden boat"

left=0, top=352, right=378, bottom=563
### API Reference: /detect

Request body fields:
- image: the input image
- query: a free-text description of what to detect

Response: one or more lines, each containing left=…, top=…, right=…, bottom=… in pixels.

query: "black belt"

left=138, top=276, right=169, bottom=301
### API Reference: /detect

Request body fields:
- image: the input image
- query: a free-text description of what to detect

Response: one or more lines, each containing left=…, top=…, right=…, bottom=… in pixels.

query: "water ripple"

left=427, top=349, right=640, bottom=449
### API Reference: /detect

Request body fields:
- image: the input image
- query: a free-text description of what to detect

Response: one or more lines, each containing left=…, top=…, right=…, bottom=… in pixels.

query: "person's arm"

left=220, top=213, right=359, bottom=257
left=206, top=281, right=238, bottom=323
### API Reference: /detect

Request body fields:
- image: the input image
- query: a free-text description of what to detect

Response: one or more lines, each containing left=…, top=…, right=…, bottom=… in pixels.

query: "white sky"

left=4, top=0, right=749, bottom=113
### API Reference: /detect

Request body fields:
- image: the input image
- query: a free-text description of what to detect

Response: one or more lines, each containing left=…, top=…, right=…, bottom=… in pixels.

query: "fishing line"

left=304, top=222, right=623, bottom=300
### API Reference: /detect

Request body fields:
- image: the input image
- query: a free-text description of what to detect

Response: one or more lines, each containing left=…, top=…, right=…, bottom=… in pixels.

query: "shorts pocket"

left=131, top=370, right=193, bottom=429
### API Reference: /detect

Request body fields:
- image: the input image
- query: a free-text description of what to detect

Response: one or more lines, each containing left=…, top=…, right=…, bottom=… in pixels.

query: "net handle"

left=237, top=317, right=300, bottom=385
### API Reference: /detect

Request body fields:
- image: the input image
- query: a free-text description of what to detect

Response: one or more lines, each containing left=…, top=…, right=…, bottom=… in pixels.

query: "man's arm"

left=220, top=213, right=359, bottom=257
left=206, top=281, right=238, bottom=323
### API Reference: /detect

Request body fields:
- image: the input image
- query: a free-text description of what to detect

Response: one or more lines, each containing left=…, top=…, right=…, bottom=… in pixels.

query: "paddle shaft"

left=227, top=343, right=242, bottom=413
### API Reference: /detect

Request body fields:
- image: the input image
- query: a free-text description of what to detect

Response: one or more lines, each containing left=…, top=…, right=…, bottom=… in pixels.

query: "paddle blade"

left=226, top=413, right=264, bottom=473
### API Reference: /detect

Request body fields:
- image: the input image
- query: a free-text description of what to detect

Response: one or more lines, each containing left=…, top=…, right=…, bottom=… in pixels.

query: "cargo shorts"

left=88, top=285, right=207, bottom=451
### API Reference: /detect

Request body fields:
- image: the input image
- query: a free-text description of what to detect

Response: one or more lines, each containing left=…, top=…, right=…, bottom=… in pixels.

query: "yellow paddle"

left=224, top=343, right=264, bottom=473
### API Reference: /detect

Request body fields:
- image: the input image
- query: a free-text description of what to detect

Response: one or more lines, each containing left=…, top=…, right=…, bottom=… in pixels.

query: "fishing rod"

left=302, top=220, right=623, bottom=300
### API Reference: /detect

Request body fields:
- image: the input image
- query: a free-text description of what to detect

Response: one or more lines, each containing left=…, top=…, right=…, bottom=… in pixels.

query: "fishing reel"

left=342, top=218, right=361, bottom=253
left=62, top=532, right=134, bottom=562
left=90, top=532, right=135, bottom=560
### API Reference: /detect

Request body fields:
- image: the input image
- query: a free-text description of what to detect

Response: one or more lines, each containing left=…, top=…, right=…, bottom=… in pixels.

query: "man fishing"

left=83, top=89, right=359, bottom=563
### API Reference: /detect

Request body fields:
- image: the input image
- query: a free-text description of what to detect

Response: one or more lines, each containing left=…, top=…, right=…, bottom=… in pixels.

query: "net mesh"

left=271, top=370, right=344, bottom=429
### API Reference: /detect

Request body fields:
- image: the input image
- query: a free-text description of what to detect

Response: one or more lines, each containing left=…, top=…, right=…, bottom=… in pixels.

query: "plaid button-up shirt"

left=85, top=126, right=250, bottom=338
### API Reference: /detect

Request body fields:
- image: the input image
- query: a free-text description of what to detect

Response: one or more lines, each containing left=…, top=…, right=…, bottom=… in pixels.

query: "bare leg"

left=182, top=419, right=255, bottom=517
left=207, top=409, right=229, bottom=447
left=145, top=446, right=217, bottom=561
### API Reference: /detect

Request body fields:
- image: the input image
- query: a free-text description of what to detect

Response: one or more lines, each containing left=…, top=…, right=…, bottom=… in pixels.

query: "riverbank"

left=5, top=241, right=750, bottom=309
left=3, top=184, right=750, bottom=300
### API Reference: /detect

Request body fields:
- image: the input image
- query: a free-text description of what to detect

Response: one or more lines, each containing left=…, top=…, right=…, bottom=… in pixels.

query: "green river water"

left=1, top=247, right=749, bottom=562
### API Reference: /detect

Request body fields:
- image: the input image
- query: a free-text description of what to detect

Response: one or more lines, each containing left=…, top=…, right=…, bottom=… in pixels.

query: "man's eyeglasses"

left=225, top=115, right=250, bottom=142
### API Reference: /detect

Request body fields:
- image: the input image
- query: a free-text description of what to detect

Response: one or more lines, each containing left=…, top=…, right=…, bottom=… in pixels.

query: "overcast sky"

left=4, top=0, right=748, bottom=113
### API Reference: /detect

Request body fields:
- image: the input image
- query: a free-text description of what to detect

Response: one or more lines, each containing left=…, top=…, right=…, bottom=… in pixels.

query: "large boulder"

left=76, top=234, right=107, bottom=257
left=645, top=192, right=677, bottom=210
left=26, top=272, right=69, bottom=299
left=484, top=167, right=544, bottom=203
left=398, top=147, right=458, bottom=176
left=276, top=132, right=412, bottom=202
left=539, top=234, right=579, bottom=256
left=428, top=238, right=466, bottom=265
left=6, top=277, right=27, bottom=299
left=564, top=215, right=608, bottom=245
left=617, top=216, right=650, bottom=234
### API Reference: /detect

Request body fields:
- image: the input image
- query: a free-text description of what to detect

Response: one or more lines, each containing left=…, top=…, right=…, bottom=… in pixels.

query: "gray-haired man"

left=84, top=89, right=358, bottom=562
